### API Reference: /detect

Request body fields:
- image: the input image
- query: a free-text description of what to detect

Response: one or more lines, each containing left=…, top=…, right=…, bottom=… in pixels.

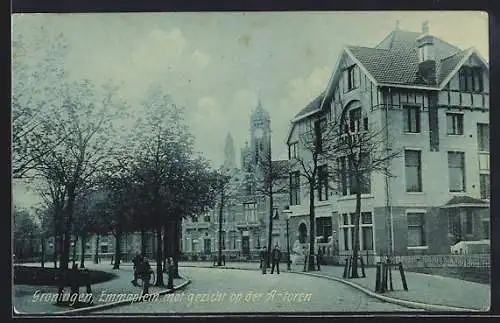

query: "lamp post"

left=283, top=209, right=292, bottom=271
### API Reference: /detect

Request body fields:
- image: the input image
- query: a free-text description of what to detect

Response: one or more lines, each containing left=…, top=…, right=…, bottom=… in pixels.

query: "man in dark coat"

left=270, top=245, right=282, bottom=274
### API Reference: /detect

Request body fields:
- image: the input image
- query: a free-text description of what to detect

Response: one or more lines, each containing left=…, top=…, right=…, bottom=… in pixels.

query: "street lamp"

left=283, top=209, right=292, bottom=271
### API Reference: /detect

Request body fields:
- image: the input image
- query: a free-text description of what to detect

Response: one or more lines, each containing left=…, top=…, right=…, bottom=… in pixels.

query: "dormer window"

left=459, top=66, right=483, bottom=92
left=419, top=46, right=429, bottom=62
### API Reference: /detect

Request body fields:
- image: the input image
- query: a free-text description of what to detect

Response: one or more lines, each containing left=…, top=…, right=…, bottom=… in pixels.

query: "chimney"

left=417, top=21, right=436, bottom=84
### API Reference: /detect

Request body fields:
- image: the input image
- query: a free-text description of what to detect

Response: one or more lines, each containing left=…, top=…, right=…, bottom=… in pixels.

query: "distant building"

left=181, top=99, right=290, bottom=260
left=286, top=21, right=489, bottom=257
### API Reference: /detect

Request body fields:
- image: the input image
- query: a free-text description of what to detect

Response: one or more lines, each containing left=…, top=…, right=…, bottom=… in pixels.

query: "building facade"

left=286, top=22, right=490, bottom=257
left=181, top=100, right=290, bottom=260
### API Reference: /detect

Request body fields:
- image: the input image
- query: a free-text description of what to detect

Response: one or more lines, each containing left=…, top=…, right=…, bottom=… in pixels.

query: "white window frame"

left=338, top=212, right=374, bottom=251
left=406, top=209, right=428, bottom=250
left=446, top=112, right=464, bottom=136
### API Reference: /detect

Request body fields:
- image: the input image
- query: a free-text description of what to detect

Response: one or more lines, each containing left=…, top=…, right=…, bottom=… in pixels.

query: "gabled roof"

left=289, top=26, right=489, bottom=129
left=294, top=92, right=325, bottom=120
left=347, top=29, right=461, bottom=87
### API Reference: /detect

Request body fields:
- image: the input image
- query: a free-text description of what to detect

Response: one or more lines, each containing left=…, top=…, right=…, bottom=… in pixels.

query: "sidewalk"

left=13, top=262, right=189, bottom=314
left=179, top=261, right=490, bottom=311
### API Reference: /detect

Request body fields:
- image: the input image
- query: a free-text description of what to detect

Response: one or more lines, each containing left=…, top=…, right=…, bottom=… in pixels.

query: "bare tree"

left=323, top=111, right=401, bottom=278
left=211, top=168, right=233, bottom=267
left=254, top=146, right=289, bottom=268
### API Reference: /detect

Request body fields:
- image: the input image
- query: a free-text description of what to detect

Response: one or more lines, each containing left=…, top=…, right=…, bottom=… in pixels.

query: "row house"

left=286, top=22, right=489, bottom=257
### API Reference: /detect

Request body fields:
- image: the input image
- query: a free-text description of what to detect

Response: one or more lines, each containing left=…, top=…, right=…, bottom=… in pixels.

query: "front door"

left=242, top=236, right=250, bottom=256
left=204, top=239, right=211, bottom=254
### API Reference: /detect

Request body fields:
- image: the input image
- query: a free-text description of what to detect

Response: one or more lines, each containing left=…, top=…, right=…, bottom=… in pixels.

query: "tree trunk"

left=217, top=192, right=224, bottom=266
left=41, top=237, right=45, bottom=268
left=113, top=230, right=122, bottom=269
left=94, top=234, right=100, bottom=264
left=163, top=225, right=168, bottom=273
left=53, top=210, right=59, bottom=268
left=155, top=226, right=164, bottom=286
left=172, top=219, right=181, bottom=278
left=308, top=181, right=316, bottom=271
left=267, top=191, right=274, bottom=268
left=80, top=233, right=86, bottom=268
left=72, top=236, right=78, bottom=268
left=351, top=182, right=362, bottom=278
left=61, top=188, right=76, bottom=270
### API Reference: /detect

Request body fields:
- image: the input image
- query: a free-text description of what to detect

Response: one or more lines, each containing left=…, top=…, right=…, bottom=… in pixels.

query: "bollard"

left=343, top=258, right=349, bottom=278
left=375, top=262, right=381, bottom=293
left=360, top=256, right=366, bottom=278
left=399, top=262, right=408, bottom=291
left=380, top=262, right=386, bottom=293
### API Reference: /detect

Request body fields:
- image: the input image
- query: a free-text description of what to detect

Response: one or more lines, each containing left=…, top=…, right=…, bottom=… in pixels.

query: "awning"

left=441, top=195, right=490, bottom=209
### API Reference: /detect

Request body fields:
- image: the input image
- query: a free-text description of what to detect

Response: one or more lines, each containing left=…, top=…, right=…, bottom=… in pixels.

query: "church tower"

left=223, top=132, right=236, bottom=172
left=250, top=96, right=271, bottom=166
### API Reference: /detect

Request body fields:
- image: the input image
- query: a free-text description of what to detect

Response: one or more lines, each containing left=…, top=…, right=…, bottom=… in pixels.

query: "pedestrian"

left=131, top=252, right=143, bottom=286
left=317, top=247, right=322, bottom=271
left=270, top=245, right=282, bottom=274
left=261, top=247, right=268, bottom=274
left=139, top=256, right=153, bottom=297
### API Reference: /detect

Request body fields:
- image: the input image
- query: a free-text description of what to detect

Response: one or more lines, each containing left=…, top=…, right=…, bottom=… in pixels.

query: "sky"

left=12, top=11, right=489, bottom=208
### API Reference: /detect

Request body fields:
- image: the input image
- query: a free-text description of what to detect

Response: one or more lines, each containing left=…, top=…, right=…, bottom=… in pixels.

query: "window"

left=361, top=212, right=374, bottom=251
left=349, top=108, right=361, bottom=133
left=348, top=153, right=371, bottom=195
left=446, top=113, right=464, bottom=135
left=243, top=203, right=256, bottom=222
left=290, top=171, right=301, bottom=205
left=314, top=118, right=327, bottom=153
left=204, top=215, right=211, bottom=223
left=465, top=211, right=473, bottom=235
left=459, top=66, right=483, bottom=92
left=477, top=123, right=489, bottom=152
left=192, top=216, right=198, bottom=222
left=339, top=212, right=374, bottom=251
left=318, top=165, right=329, bottom=201
left=346, top=65, right=358, bottom=91
left=448, top=152, right=465, bottom=192
left=231, top=231, right=237, bottom=249
left=405, top=150, right=422, bottom=192
left=315, top=217, right=332, bottom=242
left=407, top=213, right=426, bottom=247
left=480, top=174, right=490, bottom=200
left=404, top=105, right=421, bottom=133
left=288, top=142, right=298, bottom=159
left=100, top=244, right=108, bottom=253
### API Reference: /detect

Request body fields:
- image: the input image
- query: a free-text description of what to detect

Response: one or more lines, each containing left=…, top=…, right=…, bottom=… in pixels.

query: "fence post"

left=359, top=256, right=366, bottom=278
left=375, top=262, right=381, bottom=293
left=399, top=262, right=408, bottom=291
left=380, top=262, right=386, bottom=293
left=343, top=258, right=349, bottom=278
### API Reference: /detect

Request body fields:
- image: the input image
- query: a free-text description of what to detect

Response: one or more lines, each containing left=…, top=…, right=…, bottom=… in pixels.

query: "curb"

left=290, top=271, right=481, bottom=312
left=51, top=275, right=192, bottom=315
